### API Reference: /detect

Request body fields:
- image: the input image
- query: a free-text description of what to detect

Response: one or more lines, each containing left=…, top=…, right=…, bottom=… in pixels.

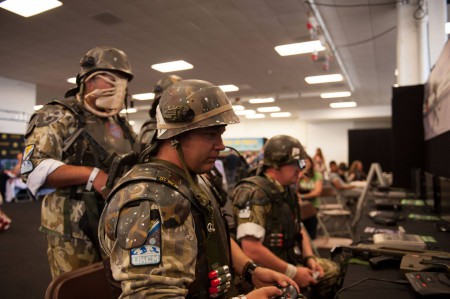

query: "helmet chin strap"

left=171, top=138, right=214, bottom=226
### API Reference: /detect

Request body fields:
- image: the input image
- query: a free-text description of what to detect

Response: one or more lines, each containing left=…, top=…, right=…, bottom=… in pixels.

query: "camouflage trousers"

left=46, top=234, right=100, bottom=278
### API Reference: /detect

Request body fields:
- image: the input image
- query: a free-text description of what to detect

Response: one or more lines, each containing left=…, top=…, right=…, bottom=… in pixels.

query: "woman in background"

left=348, top=160, right=367, bottom=181
left=313, top=148, right=327, bottom=179
left=297, top=156, right=323, bottom=239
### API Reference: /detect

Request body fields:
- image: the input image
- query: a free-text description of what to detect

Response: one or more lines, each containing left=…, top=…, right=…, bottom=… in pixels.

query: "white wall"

left=0, top=77, right=36, bottom=134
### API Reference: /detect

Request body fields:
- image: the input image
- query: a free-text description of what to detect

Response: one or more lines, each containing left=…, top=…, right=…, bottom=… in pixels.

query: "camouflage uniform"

left=21, top=98, right=135, bottom=278
left=100, top=159, right=235, bottom=299
left=232, top=136, right=340, bottom=298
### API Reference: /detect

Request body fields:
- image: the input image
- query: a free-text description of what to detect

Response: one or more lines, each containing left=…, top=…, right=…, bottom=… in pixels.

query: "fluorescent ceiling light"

left=120, top=108, right=137, bottom=114
left=257, top=106, right=281, bottom=113
left=67, top=77, right=76, bottom=84
left=274, top=40, right=325, bottom=56
left=34, top=105, right=43, bottom=110
left=246, top=114, right=266, bottom=119
left=132, top=93, right=155, bottom=100
left=0, top=0, right=62, bottom=17
left=235, top=109, right=255, bottom=116
left=305, top=74, right=343, bottom=84
left=330, top=101, right=357, bottom=108
left=248, top=97, right=275, bottom=104
left=151, top=60, right=193, bottom=73
left=270, top=112, right=292, bottom=118
left=446, top=22, right=450, bottom=34
left=320, top=91, right=351, bottom=98
left=232, top=105, right=245, bottom=111
left=219, top=85, right=239, bottom=92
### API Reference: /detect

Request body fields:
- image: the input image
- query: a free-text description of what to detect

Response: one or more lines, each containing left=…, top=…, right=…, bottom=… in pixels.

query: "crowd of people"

left=0, top=46, right=370, bottom=298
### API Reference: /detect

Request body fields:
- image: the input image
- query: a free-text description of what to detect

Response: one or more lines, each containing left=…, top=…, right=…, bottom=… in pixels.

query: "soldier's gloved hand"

left=294, top=266, right=316, bottom=287
left=252, top=267, right=299, bottom=292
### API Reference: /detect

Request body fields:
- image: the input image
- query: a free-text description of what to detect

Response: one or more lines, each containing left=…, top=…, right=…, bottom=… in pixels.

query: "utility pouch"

left=79, top=191, right=105, bottom=256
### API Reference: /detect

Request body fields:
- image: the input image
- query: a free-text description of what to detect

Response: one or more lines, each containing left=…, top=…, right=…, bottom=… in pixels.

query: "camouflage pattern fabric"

left=21, top=99, right=134, bottom=278
left=100, top=160, right=233, bottom=299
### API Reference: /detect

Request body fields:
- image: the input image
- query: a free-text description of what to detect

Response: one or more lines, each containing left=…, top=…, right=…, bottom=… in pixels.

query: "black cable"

left=334, top=277, right=410, bottom=299
left=304, top=0, right=402, bottom=8
left=337, top=26, right=396, bottom=48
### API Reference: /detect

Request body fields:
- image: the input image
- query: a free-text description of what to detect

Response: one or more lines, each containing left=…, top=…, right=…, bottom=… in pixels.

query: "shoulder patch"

left=130, top=209, right=162, bottom=266
left=20, top=144, right=35, bottom=174
left=34, top=104, right=66, bottom=127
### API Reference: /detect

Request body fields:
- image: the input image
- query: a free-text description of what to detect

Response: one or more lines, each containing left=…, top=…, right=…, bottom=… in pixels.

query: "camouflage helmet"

left=78, top=46, right=133, bottom=81
left=263, top=135, right=308, bottom=169
left=154, top=75, right=183, bottom=98
left=156, top=79, right=240, bottom=139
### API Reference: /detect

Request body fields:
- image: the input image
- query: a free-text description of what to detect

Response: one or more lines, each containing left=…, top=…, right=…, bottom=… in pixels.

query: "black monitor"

left=411, top=168, right=425, bottom=199
left=437, top=176, right=450, bottom=217
left=424, top=172, right=440, bottom=213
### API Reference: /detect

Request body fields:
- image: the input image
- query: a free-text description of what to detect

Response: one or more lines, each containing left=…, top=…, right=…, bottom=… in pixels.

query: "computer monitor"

left=411, top=168, right=425, bottom=199
left=423, top=172, right=440, bottom=214
left=437, top=176, right=450, bottom=218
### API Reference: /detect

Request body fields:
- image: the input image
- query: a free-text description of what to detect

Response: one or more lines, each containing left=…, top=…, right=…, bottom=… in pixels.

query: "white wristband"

left=284, top=263, right=297, bottom=279
left=86, top=167, right=100, bottom=191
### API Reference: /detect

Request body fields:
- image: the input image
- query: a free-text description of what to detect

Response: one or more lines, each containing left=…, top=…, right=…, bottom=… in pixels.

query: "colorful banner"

left=223, top=138, right=265, bottom=152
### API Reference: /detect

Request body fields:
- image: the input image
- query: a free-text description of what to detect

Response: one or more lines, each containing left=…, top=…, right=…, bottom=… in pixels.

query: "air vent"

left=92, top=11, right=123, bottom=25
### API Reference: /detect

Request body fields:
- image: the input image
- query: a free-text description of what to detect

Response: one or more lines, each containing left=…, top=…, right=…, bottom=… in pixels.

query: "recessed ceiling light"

left=232, top=105, right=245, bottom=111
left=270, top=112, right=292, bottom=118
left=34, top=105, right=43, bottom=110
left=67, top=77, right=77, bottom=84
left=257, top=106, right=281, bottom=113
left=219, top=85, right=239, bottom=92
left=151, top=60, right=193, bottom=73
left=120, top=108, right=137, bottom=114
left=320, top=91, right=351, bottom=98
left=330, top=101, right=357, bottom=108
left=246, top=114, right=266, bottom=119
left=274, top=40, right=325, bottom=56
left=305, top=74, right=343, bottom=84
left=0, top=0, right=62, bottom=17
left=248, top=97, right=275, bottom=104
left=235, top=109, right=255, bottom=116
left=132, top=93, right=155, bottom=100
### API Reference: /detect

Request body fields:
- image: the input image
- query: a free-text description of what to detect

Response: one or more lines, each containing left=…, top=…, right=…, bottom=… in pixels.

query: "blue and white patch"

left=130, top=217, right=161, bottom=266
left=20, top=144, right=34, bottom=174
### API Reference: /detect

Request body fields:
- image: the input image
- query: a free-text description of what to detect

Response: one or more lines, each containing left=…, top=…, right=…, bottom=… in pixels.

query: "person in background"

left=20, top=46, right=136, bottom=278
left=4, top=152, right=28, bottom=202
left=135, top=74, right=182, bottom=154
left=329, top=161, right=361, bottom=200
left=297, top=156, right=323, bottom=240
left=99, top=80, right=298, bottom=299
left=337, top=162, right=349, bottom=183
left=232, top=135, right=339, bottom=299
left=313, top=148, right=327, bottom=180
left=347, top=160, right=367, bottom=182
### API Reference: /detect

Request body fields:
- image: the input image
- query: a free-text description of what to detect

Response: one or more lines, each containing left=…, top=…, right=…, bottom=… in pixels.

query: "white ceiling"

left=0, top=0, right=403, bottom=123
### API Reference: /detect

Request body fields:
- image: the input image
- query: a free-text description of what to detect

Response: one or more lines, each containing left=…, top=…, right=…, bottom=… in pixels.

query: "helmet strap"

left=172, top=139, right=216, bottom=234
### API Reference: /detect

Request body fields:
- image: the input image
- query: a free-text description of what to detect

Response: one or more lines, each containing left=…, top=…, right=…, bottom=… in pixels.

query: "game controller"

left=274, top=284, right=299, bottom=299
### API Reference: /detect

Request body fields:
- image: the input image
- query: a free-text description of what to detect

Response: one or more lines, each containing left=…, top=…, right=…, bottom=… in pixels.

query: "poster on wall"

left=0, top=133, right=25, bottom=169
left=223, top=137, right=265, bottom=152
left=423, top=40, right=450, bottom=140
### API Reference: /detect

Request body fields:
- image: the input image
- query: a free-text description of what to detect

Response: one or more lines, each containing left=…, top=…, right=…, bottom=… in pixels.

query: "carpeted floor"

left=0, top=200, right=51, bottom=299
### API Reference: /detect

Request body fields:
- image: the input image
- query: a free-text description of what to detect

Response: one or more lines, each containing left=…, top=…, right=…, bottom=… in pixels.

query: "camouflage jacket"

left=100, top=159, right=235, bottom=299
left=231, top=174, right=303, bottom=264
left=21, top=98, right=135, bottom=239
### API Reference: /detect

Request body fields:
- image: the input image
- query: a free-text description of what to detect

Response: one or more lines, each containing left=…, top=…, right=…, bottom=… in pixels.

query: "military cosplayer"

left=99, top=80, right=299, bottom=299
left=232, top=135, right=339, bottom=299
left=20, top=46, right=135, bottom=278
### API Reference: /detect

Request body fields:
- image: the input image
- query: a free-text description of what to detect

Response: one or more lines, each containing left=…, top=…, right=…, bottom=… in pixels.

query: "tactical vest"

left=135, top=118, right=157, bottom=154
left=49, top=99, right=135, bottom=171
left=235, top=175, right=303, bottom=264
left=101, top=160, right=236, bottom=299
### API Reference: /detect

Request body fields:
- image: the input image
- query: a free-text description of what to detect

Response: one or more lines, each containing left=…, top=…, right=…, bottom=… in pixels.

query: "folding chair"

left=45, top=262, right=114, bottom=299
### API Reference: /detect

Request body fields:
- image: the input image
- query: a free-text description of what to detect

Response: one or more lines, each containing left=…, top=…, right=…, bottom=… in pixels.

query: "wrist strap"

left=284, top=263, right=297, bottom=279
left=86, top=167, right=100, bottom=191
left=242, top=261, right=258, bottom=284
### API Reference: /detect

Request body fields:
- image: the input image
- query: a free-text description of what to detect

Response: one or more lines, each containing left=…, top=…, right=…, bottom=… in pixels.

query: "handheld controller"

left=274, top=284, right=299, bottom=299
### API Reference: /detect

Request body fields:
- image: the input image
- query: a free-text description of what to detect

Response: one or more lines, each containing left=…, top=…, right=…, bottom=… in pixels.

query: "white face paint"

left=83, top=71, right=128, bottom=117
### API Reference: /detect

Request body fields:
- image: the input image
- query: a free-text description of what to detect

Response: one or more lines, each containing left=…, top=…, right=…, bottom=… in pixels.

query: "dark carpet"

left=0, top=200, right=51, bottom=299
